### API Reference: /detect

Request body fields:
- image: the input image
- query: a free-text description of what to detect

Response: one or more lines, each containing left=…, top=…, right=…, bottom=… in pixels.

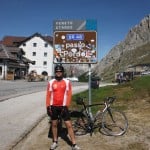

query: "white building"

left=19, top=33, right=54, bottom=78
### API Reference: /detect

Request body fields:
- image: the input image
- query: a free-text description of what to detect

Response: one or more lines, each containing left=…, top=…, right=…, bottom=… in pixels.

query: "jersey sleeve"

left=66, top=81, right=72, bottom=106
left=46, top=82, right=51, bottom=108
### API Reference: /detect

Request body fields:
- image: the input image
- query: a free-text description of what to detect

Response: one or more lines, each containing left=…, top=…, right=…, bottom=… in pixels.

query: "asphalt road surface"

left=0, top=80, right=88, bottom=150
left=0, top=80, right=86, bottom=102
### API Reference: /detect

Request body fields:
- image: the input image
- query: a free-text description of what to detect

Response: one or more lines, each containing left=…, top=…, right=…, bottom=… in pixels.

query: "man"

left=46, top=65, right=80, bottom=150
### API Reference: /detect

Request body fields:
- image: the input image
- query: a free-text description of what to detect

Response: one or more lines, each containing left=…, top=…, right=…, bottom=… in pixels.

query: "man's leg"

left=51, top=120, right=58, bottom=142
left=65, top=120, right=81, bottom=149
left=50, top=120, right=58, bottom=149
left=64, top=120, right=76, bottom=144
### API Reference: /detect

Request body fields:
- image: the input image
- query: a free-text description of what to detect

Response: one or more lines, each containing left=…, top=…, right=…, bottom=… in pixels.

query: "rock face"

left=94, top=14, right=150, bottom=75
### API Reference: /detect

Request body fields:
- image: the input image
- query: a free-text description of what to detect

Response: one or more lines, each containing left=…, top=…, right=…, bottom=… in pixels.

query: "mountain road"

left=0, top=80, right=88, bottom=150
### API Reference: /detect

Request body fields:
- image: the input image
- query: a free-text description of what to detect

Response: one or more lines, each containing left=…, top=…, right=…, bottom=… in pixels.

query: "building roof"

left=0, top=44, right=17, bottom=60
left=1, top=36, right=27, bottom=47
left=129, top=63, right=150, bottom=67
left=19, top=32, right=53, bottom=46
left=0, top=33, right=53, bottom=47
left=0, top=44, right=33, bottom=64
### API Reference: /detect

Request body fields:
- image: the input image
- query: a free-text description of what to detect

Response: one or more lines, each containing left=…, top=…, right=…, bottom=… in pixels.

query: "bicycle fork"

left=104, top=103, right=115, bottom=123
left=107, top=108, right=115, bottom=123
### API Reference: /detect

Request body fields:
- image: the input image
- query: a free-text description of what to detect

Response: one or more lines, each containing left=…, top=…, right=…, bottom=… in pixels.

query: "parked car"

left=66, top=77, right=79, bottom=82
left=141, top=71, right=150, bottom=75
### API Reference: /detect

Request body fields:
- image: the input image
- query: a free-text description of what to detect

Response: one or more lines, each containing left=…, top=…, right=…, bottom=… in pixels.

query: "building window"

left=32, top=52, right=36, bottom=56
left=44, top=43, right=48, bottom=47
left=44, top=52, right=47, bottom=57
left=43, top=61, right=47, bottom=66
left=32, top=61, right=36, bottom=65
left=23, top=43, right=26, bottom=46
left=33, top=43, right=37, bottom=47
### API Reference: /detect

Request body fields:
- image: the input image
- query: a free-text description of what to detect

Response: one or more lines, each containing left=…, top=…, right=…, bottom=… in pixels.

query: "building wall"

left=0, top=64, right=7, bottom=80
left=20, top=36, right=54, bottom=77
left=0, top=64, right=3, bottom=79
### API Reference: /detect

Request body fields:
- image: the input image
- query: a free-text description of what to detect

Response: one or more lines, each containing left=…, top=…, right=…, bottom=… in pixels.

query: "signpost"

left=53, top=20, right=98, bottom=116
left=53, top=31, right=97, bottom=64
left=53, top=20, right=97, bottom=31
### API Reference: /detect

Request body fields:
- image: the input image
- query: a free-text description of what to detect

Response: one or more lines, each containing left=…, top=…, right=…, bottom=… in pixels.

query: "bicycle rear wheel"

left=72, top=111, right=88, bottom=136
left=102, top=108, right=128, bottom=136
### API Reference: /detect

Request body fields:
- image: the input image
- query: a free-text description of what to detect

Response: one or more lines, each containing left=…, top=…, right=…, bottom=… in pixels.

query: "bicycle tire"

left=94, top=111, right=110, bottom=136
left=93, top=111, right=102, bottom=127
left=101, top=108, right=128, bottom=136
left=72, top=111, right=89, bottom=136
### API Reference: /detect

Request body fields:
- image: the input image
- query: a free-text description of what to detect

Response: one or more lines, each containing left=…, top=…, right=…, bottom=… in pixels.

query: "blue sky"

left=0, top=0, right=150, bottom=60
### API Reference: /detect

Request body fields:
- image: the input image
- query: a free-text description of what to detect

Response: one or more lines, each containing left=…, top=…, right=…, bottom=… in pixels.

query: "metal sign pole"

left=88, top=63, right=92, bottom=115
left=53, top=21, right=97, bottom=115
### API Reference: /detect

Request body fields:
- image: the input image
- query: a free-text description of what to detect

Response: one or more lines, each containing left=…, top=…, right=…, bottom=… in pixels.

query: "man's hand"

left=47, top=106, right=52, bottom=116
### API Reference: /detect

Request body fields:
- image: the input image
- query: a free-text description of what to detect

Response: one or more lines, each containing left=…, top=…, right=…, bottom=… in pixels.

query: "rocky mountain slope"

left=94, top=14, right=150, bottom=80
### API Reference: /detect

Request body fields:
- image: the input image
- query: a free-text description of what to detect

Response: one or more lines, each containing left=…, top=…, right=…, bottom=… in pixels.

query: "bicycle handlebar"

left=104, top=96, right=116, bottom=104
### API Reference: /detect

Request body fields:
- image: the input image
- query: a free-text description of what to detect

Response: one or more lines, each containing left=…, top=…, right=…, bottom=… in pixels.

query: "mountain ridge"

left=93, top=14, right=150, bottom=80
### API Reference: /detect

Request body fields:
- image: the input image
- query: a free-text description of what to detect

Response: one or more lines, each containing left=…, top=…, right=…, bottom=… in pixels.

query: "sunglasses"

left=55, top=71, right=63, bottom=73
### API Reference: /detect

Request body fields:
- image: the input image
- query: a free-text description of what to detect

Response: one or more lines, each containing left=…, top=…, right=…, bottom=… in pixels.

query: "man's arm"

left=46, top=82, right=51, bottom=108
left=66, top=81, right=72, bottom=106
left=46, top=82, right=52, bottom=116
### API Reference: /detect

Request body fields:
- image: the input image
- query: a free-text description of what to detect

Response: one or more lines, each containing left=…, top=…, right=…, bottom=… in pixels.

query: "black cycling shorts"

left=50, top=106, right=71, bottom=121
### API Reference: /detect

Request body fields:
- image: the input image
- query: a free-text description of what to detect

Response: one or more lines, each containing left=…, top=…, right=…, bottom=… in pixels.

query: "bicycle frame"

left=81, top=98, right=111, bottom=121
left=74, top=97, right=128, bottom=136
left=78, top=101, right=106, bottom=136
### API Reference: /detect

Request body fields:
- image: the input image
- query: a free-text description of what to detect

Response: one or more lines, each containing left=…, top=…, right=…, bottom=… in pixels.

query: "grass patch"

left=72, top=76, right=150, bottom=113
left=131, top=76, right=150, bottom=98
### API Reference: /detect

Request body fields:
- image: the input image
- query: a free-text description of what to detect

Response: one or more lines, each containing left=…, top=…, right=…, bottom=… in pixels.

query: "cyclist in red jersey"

left=46, top=65, right=80, bottom=150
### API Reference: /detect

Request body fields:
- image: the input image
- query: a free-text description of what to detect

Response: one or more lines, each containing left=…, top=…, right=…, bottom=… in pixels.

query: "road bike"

left=71, top=96, right=128, bottom=136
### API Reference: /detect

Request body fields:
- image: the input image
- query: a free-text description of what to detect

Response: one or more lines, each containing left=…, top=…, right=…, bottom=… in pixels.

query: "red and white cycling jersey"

left=46, top=78, right=72, bottom=107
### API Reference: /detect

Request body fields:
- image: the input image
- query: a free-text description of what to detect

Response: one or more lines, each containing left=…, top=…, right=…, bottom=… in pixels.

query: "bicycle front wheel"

left=102, top=108, right=128, bottom=136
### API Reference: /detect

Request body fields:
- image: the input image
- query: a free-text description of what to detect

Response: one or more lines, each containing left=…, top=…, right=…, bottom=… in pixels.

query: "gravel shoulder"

left=13, top=97, right=150, bottom=150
